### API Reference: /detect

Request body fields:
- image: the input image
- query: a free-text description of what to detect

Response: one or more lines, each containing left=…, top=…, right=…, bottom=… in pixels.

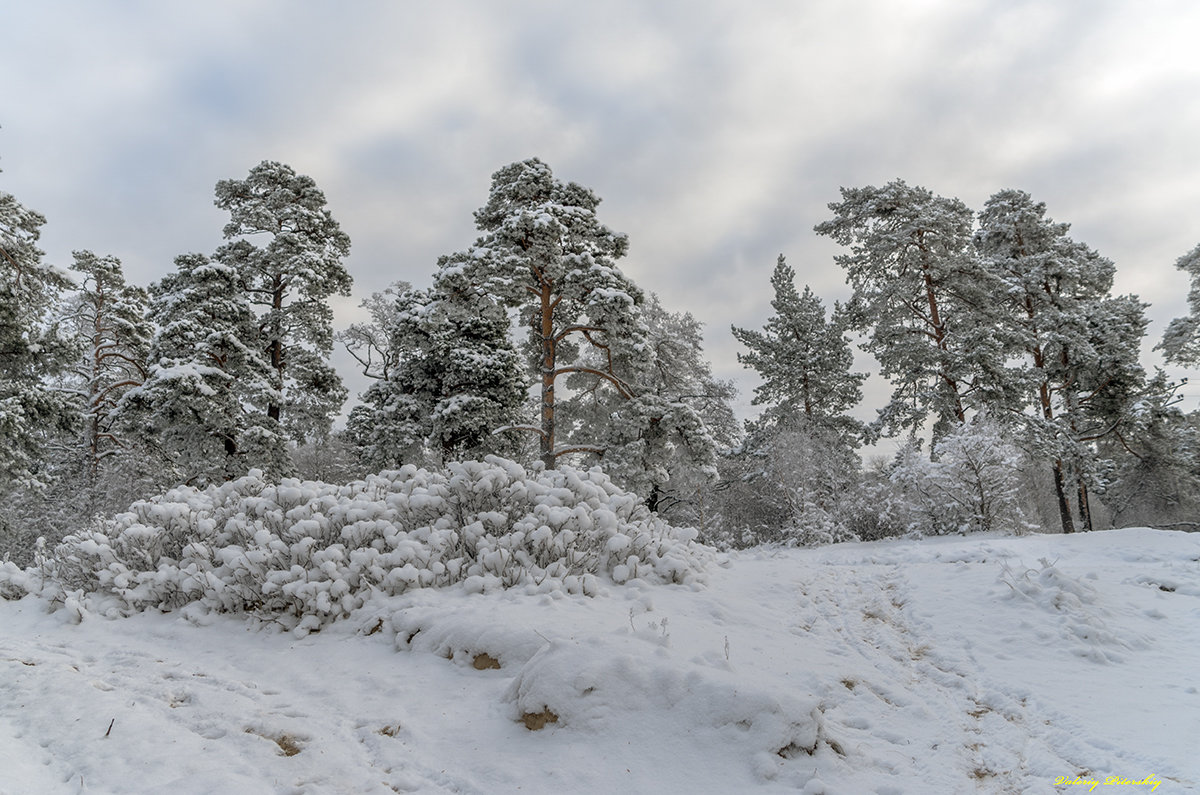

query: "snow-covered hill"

left=2, top=527, right=1197, bottom=794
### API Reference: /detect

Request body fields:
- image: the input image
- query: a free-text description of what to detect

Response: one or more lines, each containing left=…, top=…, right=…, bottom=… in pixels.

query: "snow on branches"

left=33, top=458, right=714, bottom=632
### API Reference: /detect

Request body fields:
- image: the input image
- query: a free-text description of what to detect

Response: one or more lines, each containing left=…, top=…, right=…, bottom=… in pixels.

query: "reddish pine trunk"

left=1029, top=307, right=1075, bottom=535
left=918, top=240, right=965, bottom=425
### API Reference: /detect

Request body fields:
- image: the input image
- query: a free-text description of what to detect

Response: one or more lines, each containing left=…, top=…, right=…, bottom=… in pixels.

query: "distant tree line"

left=718, top=181, right=1199, bottom=545
left=3, top=160, right=1199, bottom=564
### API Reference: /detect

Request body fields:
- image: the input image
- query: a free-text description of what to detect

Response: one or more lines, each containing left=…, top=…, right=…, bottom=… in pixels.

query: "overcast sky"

left=5, top=1, right=1200, bottom=432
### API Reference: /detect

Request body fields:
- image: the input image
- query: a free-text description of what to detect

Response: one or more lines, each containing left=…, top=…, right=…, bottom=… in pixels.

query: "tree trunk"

left=920, top=248, right=966, bottom=426
left=1077, top=476, right=1093, bottom=533
left=1053, top=459, right=1075, bottom=534
left=267, top=275, right=285, bottom=425
left=646, top=483, right=661, bottom=514
left=1032, top=344, right=1075, bottom=534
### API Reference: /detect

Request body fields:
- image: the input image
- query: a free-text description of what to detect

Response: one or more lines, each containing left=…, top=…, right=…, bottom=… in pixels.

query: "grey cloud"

left=5, top=0, right=1200, bottom=420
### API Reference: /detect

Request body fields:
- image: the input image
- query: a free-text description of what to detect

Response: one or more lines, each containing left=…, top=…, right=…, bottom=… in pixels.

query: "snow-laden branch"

left=494, top=424, right=549, bottom=441
left=552, top=365, right=636, bottom=400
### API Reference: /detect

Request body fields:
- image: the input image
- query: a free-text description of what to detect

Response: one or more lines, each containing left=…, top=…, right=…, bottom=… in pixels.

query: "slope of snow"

left=1, top=527, right=1197, bottom=794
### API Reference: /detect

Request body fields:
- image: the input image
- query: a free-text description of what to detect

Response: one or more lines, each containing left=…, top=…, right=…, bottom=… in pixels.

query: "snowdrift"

left=3, top=528, right=1197, bottom=793
left=12, top=458, right=713, bottom=632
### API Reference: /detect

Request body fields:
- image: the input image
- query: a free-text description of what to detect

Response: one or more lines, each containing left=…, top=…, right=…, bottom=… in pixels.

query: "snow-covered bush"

left=0, top=560, right=33, bottom=600
left=783, top=499, right=860, bottom=547
left=40, top=457, right=713, bottom=630
left=886, top=419, right=1034, bottom=537
left=702, top=423, right=865, bottom=550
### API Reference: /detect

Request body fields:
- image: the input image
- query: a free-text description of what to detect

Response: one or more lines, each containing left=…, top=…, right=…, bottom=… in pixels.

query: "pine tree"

left=815, top=181, right=1006, bottom=440
left=593, top=293, right=735, bottom=516
left=0, top=178, right=79, bottom=563
left=976, top=189, right=1148, bottom=532
left=423, top=266, right=527, bottom=463
left=1159, top=243, right=1200, bottom=367
left=732, top=254, right=866, bottom=441
left=63, top=250, right=152, bottom=493
left=1068, top=294, right=1150, bottom=530
left=0, top=182, right=75, bottom=491
left=729, top=256, right=866, bottom=541
left=449, top=158, right=647, bottom=468
left=119, top=254, right=288, bottom=485
left=344, top=275, right=527, bottom=469
left=214, top=161, right=352, bottom=443
left=1103, top=373, right=1200, bottom=529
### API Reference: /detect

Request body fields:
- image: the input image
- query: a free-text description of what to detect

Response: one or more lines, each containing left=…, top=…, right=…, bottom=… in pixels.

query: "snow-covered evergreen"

left=0, top=185, right=75, bottom=489
left=976, top=189, right=1149, bottom=533
left=732, top=255, right=866, bottom=441
left=1102, top=374, right=1200, bottom=529
left=62, top=250, right=153, bottom=497
left=728, top=257, right=866, bottom=545
left=344, top=274, right=528, bottom=469
left=0, top=181, right=77, bottom=563
left=1159, top=242, right=1200, bottom=367
left=213, top=161, right=353, bottom=444
left=119, top=254, right=290, bottom=486
left=449, top=158, right=648, bottom=468
left=816, top=180, right=1004, bottom=440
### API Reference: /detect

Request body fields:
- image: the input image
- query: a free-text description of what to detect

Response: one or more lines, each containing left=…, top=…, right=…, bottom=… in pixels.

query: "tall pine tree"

left=0, top=181, right=75, bottom=491
left=732, top=254, right=866, bottom=441
left=815, top=181, right=1006, bottom=441
left=214, top=161, right=352, bottom=443
left=731, top=255, right=866, bottom=541
left=450, top=158, right=647, bottom=468
left=119, top=254, right=288, bottom=485
left=1, top=176, right=77, bottom=562
left=975, top=189, right=1148, bottom=532
left=63, top=250, right=152, bottom=493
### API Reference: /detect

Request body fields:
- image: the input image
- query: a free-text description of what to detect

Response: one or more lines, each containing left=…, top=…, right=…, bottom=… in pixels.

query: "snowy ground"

left=2, top=527, right=1197, bottom=794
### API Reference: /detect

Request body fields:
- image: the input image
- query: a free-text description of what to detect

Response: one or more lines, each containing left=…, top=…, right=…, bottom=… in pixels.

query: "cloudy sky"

left=5, top=0, right=1200, bottom=429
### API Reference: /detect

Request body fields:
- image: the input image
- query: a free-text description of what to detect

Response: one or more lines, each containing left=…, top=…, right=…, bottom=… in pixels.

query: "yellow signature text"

left=1054, top=775, right=1161, bottom=792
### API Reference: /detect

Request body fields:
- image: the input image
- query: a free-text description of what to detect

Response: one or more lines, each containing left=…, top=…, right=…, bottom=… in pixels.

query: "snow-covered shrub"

left=44, top=457, right=713, bottom=630
left=0, top=537, right=52, bottom=599
left=886, top=419, right=1034, bottom=537
left=0, top=560, right=32, bottom=599
left=885, top=442, right=959, bottom=536
left=783, top=500, right=859, bottom=547
left=702, top=422, right=865, bottom=550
